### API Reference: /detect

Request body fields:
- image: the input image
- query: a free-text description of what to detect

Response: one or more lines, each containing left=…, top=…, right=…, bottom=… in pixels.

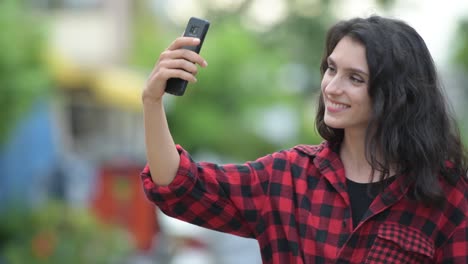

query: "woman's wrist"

left=141, top=91, right=164, bottom=106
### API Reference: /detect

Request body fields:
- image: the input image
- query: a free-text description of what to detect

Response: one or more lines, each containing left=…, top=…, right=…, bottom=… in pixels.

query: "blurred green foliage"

left=0, top=201, right=133, bottom=264
left=130, top=0, right=468, bottom=161
left=454, top=19, right=468, bottom=72
left=130, top=1, right=337, bottom=161
left=0, top=0, right=51, bottom=145
left=170, top=19, right=302, bottom=160
left=452, top=19, right=468, bottom=144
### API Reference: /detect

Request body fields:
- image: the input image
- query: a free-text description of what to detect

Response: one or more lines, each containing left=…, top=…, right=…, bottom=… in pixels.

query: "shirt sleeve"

left=140, top=145, right=285, bottom=238
left=434, top=220, right=468, bottom=263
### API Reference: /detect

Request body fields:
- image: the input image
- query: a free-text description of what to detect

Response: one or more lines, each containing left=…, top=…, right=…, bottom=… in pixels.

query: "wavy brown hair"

left=315, top=16, right=468, bottom=205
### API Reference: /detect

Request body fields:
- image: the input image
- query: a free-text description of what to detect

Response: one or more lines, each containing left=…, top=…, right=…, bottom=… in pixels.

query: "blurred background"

left=0, top=0, right=467, bottom=263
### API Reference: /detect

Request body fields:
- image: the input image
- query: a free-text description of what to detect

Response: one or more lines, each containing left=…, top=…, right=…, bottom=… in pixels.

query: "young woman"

left=140, top=16, right=468, bottom=263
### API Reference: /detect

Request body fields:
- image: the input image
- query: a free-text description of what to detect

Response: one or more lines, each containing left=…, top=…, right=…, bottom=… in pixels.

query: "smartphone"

left=165, top=17, right=210, bottom=96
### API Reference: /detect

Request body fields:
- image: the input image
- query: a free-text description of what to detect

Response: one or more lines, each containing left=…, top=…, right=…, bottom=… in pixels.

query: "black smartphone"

left=165, top=17, right=210, bottom=96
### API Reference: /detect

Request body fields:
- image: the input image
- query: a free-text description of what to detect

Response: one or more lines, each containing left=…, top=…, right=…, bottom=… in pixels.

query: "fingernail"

left=193, top=38, right=200, bottom=43
left=203, top=60, right=208, bottom=67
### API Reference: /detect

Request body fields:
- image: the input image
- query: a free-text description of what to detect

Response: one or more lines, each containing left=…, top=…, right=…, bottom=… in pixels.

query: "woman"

left=140, top=16, right=468, bottom=263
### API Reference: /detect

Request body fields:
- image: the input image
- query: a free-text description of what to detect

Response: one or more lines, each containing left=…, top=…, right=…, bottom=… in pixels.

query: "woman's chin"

left=324, top=119, right=345, bottom=129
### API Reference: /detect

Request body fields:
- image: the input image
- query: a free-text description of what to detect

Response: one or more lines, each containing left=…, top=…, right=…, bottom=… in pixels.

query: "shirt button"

left=342, top=220, right=347, bottom=228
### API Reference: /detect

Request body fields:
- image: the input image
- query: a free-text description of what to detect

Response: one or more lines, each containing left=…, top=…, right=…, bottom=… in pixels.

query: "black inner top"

left=346, top=177, right=395, bottom=228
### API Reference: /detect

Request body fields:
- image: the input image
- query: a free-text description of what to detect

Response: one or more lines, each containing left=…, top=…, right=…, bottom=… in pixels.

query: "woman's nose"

left=323, top=75, right=342, bottom=95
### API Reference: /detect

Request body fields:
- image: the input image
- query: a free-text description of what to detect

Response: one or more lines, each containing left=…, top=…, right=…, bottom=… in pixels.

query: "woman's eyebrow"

left=327, top=57, right=369, bottom=76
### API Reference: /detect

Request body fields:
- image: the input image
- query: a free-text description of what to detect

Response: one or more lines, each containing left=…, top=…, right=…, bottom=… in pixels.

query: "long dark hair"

left=315, top=16, right=468, bottom=205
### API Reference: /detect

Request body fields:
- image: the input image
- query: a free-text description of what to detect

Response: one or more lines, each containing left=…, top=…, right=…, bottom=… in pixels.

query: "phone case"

left=165, top=17, right=210, bottom=96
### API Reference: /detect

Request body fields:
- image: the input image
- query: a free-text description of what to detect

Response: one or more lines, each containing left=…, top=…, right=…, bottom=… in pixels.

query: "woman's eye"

left=350, top=76, right=364, bottom=83
left=327, top=66, right=336, bottom=73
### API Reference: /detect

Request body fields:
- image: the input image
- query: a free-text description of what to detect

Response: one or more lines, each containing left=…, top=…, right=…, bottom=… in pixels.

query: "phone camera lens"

left=189, top=26, right=199, bottom=35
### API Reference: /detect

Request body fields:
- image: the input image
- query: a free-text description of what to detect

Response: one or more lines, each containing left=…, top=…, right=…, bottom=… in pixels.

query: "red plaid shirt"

left=141, top=141, right=468, bottom=263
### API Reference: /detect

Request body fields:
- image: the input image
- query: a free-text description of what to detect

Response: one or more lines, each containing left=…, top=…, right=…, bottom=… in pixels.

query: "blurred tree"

left=130, top=0, right=396, bottom=161
left=376, top=0, right=395, bottom=10
left=169, top=18, right=300, bottom=160
left=452, top=18, right=468, bottom=143
left=454, top=19, right=468, bottom=76
left=130, top=0, right=170, bottom=68
left=0, top=0, right=51, bottom=145
left=0, top=201, right=133, bottom=264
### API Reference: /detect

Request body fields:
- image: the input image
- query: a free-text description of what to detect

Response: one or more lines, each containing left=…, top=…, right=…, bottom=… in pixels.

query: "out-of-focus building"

left=0, top=1, right=262, bottom=263
left=35, top=0, right=145, bottom=161
left=0, top=0, right=157, bottom=255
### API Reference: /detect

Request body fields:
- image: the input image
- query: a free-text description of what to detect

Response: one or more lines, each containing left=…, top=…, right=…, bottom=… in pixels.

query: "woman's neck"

left=340, top=129, right=374, bottom=183
left=340, top=128, right=395, bottom=183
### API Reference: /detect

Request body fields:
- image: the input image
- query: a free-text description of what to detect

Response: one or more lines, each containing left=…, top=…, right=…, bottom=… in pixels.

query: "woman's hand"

left=142, top=37, right=208, bottom=104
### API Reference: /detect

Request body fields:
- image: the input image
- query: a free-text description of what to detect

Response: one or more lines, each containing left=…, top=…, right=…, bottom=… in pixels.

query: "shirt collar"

left=294, top=141, right=410, bottom=207
left=294, top=141, right=348, bottom=197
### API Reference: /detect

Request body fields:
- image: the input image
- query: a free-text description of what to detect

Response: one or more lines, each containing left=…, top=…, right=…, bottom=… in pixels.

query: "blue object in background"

left=0, top=99, right=58, bottom=209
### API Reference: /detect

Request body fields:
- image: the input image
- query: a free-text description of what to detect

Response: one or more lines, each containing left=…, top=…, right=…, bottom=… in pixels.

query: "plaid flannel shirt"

left=141, top=141, right=468, bottom=263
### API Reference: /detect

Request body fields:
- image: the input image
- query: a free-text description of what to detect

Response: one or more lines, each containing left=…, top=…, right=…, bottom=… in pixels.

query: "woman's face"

left=321, top=36, right=371, bottom=132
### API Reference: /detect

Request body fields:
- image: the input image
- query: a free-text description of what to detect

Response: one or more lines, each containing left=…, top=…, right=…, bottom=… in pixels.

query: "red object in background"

left=91, top=162, right=159, bottom=252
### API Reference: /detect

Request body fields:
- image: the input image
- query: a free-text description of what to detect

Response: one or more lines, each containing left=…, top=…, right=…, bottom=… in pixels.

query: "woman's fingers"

left=160, top=48, right=208, bottom=68
left=142, top=37, right=208, bottom=102
left=159, top=59, right=199, bottom=75
left=167, top=37, right=200, bottom=51
left=153, top=68, right=198, bottom=84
